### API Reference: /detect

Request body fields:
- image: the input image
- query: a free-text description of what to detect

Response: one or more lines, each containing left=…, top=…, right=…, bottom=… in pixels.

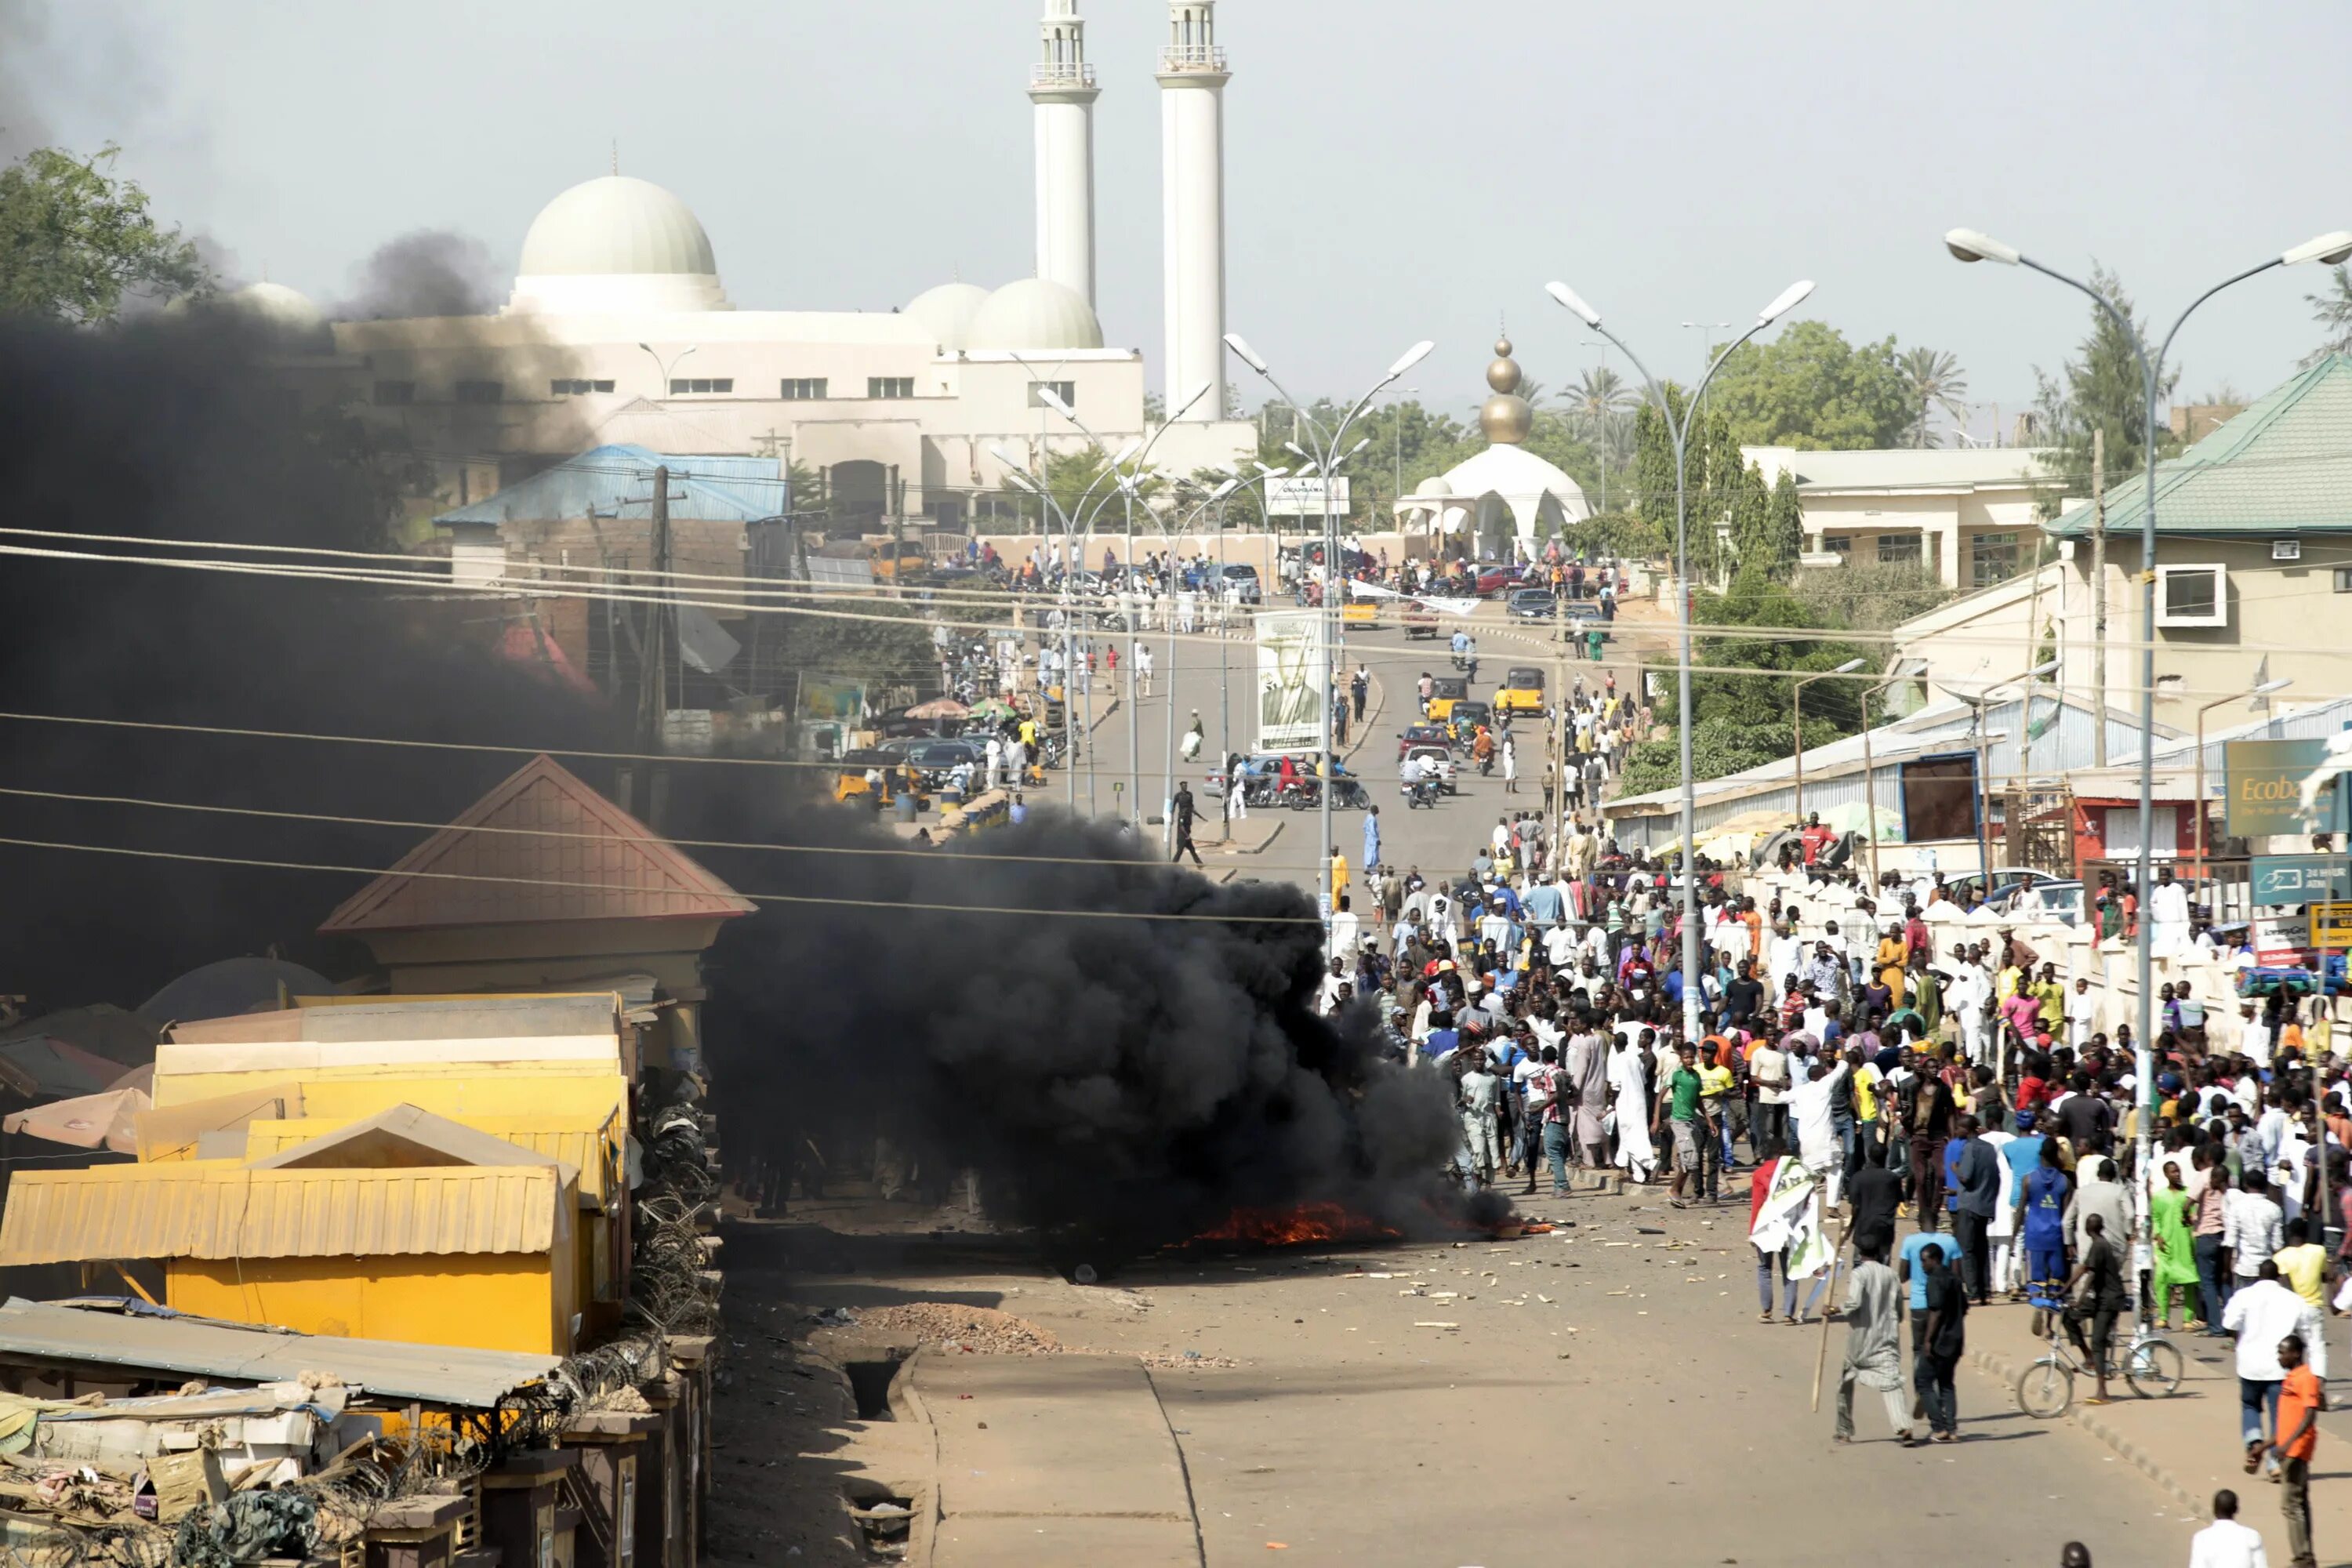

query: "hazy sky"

left=16, top=1, right=2352, bottom=431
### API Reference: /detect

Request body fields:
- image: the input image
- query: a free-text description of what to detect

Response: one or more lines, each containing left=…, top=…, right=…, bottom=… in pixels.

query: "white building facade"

left=1748, top=445, right=2057, bottom=588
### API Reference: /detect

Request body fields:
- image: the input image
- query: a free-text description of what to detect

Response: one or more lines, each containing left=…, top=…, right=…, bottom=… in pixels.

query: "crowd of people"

left=1319, top=757, right=2345, bottom=1566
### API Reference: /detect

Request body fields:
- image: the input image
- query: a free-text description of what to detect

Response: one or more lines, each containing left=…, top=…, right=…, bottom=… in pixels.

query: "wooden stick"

left=1810, top=1211, right=1850, bottom=1414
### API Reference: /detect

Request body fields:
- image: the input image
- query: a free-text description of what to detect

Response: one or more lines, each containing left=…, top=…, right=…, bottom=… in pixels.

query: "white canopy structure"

left=1393, top=336, right=1592, bottom=561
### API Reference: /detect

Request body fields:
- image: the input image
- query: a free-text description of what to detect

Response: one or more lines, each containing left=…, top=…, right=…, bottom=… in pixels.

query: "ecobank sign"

left=2226, top=739, right=2343, bottom=838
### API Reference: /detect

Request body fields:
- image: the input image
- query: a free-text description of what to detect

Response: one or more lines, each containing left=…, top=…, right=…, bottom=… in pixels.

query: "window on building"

left=548, top=379, right=615, bottom=396
left=372, top=380, right=415, bottom=406
left=1970, top=532, right=2018, bottom=587
left=1825, top=535, right=1853, bottom=557
left=453, top=380, right=503, bottom=405
left=1027, top=379, right=1077, bottom=410
left=780, top=379, right=829, bottom=401
left=2154, top=563, right=2228, bottom=627
left=1876, top=532, right=1922, bottom=568
left=868, top=377, right=915, bottom=400
left=668, top=378, right=734, bottom=394
left=2336, top=566, right=2352, bottom=593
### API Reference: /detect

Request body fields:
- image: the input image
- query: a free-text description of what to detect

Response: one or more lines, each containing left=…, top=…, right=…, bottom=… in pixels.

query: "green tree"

left=1898, top=347, right=1969, bottom=448
left=2302, top=264, right=2352, bottom=368
left=2030, top=265, right=2178, bottom=515
left=1707, top=321, right=1913, bottom=449
left=1614, top=566, right=1868, bottom=792
left=1761, top=469, right=1805, bottom=576
left=0, top=144, right=207, bottom=324
left=1632, top=386, right=1690, bottom=541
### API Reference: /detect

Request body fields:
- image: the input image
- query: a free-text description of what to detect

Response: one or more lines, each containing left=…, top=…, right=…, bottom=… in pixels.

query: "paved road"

left=1063, top=601, right=1642, bottom=895
left=753, top=1187, right=2195, bottom=1567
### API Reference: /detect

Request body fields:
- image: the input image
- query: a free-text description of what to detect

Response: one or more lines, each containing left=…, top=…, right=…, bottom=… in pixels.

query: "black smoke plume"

left=335, top=230, right=499, bottom=321
left=0, top=309, right=1464, bottom=1250
left=687, top=792, right=1467, bottom=1250
left=0, top=309, right=612, bottom=1007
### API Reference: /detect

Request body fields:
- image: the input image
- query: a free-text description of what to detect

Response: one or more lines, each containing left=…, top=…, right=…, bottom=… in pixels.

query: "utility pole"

left=2090, top=427, right=2108, bottom=767
left=630, top=464, right=673, bottom=827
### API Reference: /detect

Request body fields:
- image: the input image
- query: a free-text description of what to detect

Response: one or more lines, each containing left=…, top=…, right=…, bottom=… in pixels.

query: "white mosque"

left=255, top=2, right=1254, bottom=528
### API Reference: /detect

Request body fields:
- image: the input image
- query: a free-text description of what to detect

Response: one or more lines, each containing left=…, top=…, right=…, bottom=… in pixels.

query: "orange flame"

left=1191, top=1201, right=1403, bottom=1247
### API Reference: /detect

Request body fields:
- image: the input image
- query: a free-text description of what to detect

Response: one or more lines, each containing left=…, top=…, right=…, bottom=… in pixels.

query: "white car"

left=1402, top=744, right=1457, bottom=795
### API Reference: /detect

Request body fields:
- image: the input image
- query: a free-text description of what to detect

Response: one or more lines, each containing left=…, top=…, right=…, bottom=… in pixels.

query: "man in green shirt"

left=1910, top=957, right=1943, bottom=1040
left=2031, top=963, right=2067, bottom=1036
left=1655, top=1041, right=1718, bottom=1208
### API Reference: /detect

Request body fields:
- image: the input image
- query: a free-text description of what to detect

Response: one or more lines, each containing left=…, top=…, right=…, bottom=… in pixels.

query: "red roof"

left=319, top=754, right=756, bottom=934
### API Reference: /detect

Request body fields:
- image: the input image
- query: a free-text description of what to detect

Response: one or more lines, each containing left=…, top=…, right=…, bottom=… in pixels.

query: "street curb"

left=1962, top=1343, right=2205, bottom=1514
left=1088, top=695, right=1120, bottom=733
left=1237, top=818, right=1285, bottom=857
left=1342, top=671, right=1385, bottom=761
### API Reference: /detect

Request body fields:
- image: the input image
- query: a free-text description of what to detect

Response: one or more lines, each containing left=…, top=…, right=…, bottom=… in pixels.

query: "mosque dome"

left=1412, top=475, right=1454, bottom=499
left=905, top=281, right=991, bottom=352
left=506, top=175, right=729, bottom=314
left=965, top=277, right=1104, bottom=352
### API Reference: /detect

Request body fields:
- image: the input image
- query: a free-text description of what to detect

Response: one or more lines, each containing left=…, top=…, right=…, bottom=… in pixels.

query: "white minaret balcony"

left=1030, top=60, right=1098, bottom=88
left=1158, top=43, right=1227, bottom=72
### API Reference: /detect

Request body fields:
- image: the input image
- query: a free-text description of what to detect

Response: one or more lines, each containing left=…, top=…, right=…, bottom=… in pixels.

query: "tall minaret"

left=1029, top=1, right=1099, bottom=308
left=1158, top=2, right=1229, bottom=423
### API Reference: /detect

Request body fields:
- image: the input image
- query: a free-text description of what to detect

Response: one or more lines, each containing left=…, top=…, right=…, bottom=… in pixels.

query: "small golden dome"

left=1486, top=336, right=1522, bottom=395
left=1480, top=391, right=1533, bottom=445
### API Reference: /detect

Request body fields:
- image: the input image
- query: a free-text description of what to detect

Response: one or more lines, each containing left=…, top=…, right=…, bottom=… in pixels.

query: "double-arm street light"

left=1943, top=223, right=2352, bottom=1210
left=990, top=438, right=1145, bottom=812
left=1544, top=276, right=1816, bottom=1042
left=1014, top=382, right=1214, bottom=824
left=1225, top=334, right=1437, bottom=923
left=1792, top=658, right=1867, bottom=825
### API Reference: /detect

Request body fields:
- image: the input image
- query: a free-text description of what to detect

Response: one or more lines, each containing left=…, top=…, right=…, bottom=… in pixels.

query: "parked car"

left=1402, top=744, right=1458, bottom=795
left=1507, top=587, right=1556, bottom=621
left=1472, top=564, right=1518, bottom=596
left=2005, top=879, right=2085, bottom=925
left=1951, top=868, right=2061, bottom=908
left=1402, top=600, right=1440, bottom=638
left=1216, top=563, right=1263, bottom=604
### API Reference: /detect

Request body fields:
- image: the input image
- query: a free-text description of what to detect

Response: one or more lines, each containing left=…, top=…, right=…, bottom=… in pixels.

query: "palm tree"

left=1566, top=366, right=1638, bottom=437
left=2302, top=264, right=2352, bottom=368
left=1899, top=347, right=1969, bottom=448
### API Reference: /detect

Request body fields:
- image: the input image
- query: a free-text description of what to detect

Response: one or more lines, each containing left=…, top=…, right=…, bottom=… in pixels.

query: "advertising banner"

left=2226, top=739, right=2339, bottom=838
left=1254, top=610, right=1328, bottom=753
left=2250, top=854, right=2352, bottom=906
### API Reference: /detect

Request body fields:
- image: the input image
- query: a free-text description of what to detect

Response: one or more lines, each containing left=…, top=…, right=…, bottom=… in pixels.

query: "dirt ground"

left=704, top=1179, right=2214, bottom=1567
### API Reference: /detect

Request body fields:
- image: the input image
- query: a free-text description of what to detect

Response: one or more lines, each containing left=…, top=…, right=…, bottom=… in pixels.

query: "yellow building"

left=0, top=1105, right=584, bottom=1355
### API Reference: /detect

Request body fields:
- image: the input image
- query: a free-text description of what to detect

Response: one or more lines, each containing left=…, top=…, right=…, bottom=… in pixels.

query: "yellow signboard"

left=2314, top=902, right=2352, bottom=949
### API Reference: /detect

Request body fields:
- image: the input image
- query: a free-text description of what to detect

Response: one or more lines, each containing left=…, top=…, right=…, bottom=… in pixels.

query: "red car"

left=1397, top=721, right=1452, bottom=759
left=1472, top=564, right=1520, bottom=596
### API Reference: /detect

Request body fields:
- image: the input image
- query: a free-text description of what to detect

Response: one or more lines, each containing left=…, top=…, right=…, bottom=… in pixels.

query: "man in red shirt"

left=1800, top=813, right=1834, bottom=866
left=2272, top=1331, right=2325, bottom=1568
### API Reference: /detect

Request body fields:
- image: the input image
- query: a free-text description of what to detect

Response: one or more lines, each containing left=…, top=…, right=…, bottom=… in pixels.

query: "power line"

left=0, top=835, right=1323, bottom=927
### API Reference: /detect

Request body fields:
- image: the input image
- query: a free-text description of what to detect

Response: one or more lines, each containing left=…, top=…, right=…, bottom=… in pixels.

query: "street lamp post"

left=1944, top=223, right=2351, bottom=1214
left=1792, top=658, right=1866, bottom=825
left=1149, top=477, right=1245, bottom=845
left=1022, top=382, right=1215, bottom=824
left=1207, top=463, right=1291, bottom=840
left=2194, top=677, right=2293, bottom=877
left=1226, top=334, right=1436, bottom=924
left=991, top=439, right=1151, bottom=814
left=637, top=342, right=697, bottom=397
left=1546, top=276, right=1817, bottom=1042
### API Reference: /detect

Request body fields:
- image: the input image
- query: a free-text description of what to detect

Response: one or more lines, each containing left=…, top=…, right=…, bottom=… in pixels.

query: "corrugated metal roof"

left=432, top=444, right=782, bottom=528
left=245, top=1116, right=618, bottom=1202
left=318, top=754, right=754, bottom=933
left=0, top=1165, right=561, bottom=1266
left=0, top=1298, right=557, bottom=1408
left=176, top=996, right=624, bottom=1045
left=1748, top=445, right=2056, bottom=492
left=2048, top=354, right=2352, bottom=538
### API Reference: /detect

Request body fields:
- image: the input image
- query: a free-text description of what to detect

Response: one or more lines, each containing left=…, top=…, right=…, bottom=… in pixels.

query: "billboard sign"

left=2314, top=901, right=2352, bottom=949
left=2255, top=911, right=2310, bottom=964
left=2250, top=854, right=2352, bottom=906
left=797, top=676, right=867, bottom=721
left=1254, top=610, right=1328, bottom=753
left=2225, top=739, right=2339, bottom=838
left=1265, top=477, right=1351, bottom=517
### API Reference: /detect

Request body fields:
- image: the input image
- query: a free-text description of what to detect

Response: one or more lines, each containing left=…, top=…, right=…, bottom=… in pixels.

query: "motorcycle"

left=1404, top=775, right=1440, bottom=810
left=1276, top=776, right=1321, bottom=811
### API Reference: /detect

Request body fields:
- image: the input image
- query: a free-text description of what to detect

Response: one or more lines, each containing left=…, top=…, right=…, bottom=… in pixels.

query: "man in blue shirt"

left=1998, top=1109, right=2047, bottom=1299
left=1523, top=872, right=1565, bottom=931
left=1362, top=806, right=1382, bottom=872
left=2018, top=1134, right=2072, bottom=1329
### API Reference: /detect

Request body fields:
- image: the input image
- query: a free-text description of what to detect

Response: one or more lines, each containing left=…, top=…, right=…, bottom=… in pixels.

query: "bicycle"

left=2013, top=1293, right=2186, bottom=1418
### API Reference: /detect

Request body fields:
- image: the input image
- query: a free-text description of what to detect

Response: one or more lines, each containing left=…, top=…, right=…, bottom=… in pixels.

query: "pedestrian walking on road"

left=2223, top=1259, right=2325, bottom=1483
left=1171, top=782, right=1202, bottom=866
left=1915, top=1240, right=1966, bottom=1442
left=1834, top=1239, right=1908, bottom=1445
left=1501, top=733, right=1518, bottom=793
left=1351, top=664, right=1368, bottom=723
left=1362, top=805, right=1381, bottom=872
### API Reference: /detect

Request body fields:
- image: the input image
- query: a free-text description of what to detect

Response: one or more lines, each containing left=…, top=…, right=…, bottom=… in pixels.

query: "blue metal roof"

left=434, top=445, right=785, bottom=528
